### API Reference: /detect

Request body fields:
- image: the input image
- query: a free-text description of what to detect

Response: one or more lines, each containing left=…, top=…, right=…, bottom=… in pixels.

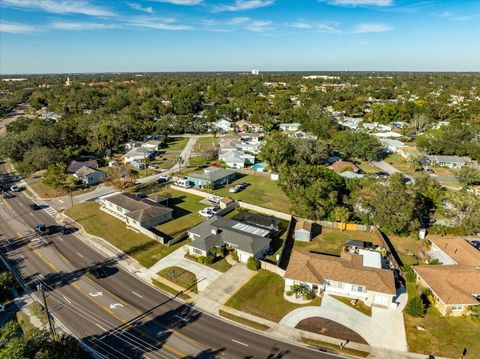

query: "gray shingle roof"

left=187, top=167, right=236, bottom=183
left=104, top=193, right=172, bottom=223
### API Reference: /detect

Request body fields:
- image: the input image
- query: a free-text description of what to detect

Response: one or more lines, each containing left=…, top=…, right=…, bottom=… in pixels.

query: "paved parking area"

left=144, top=246, right=222, bottom=291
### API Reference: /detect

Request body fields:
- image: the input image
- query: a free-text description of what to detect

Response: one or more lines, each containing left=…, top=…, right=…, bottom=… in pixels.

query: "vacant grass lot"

left=385, top=154, right=417, bottom=176
left=295, top=227, right=379, bottom=256
left=226, top=270, right=321, bottom=322
left=192, top=137, right=219, bottom=152
left=65, top=201, right=184, bottom=268
left=158, top=266, right=198, bottom=293
left=404, top=284, right=480, bottom=358
left=165, top=137, right=189, bottom=151
left=153, top=189, right=206, bottom=239
left=211, top=174, right=291, bottom=213
left=27, top=177, right=95, bottom=198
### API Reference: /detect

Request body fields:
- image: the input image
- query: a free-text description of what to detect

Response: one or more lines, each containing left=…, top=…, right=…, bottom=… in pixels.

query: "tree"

left=42, top=164, right=66, bottom=190
left=332, top=131, right=383, bottom=161
left=0, top=271, right=16, bottom=300
left=107, top=166, right=135, bottom=189
left=408, top=113, right=431, bottom=136
left=331, top=206, right=351, bottom=224
left=258, top=131, right=294, bottom=171
left=408, top=153, right=427, bottom=172
left=405, top=296, right=426, bottom=317
left=174, top=155, right=185, bottom=174
left=455, top=166, right=480, bottom=187
left=286, top=283, right=316, bottom=300
left=198, top=143, right=219, bottom=161
left=442, top=190, right=480, bottom=233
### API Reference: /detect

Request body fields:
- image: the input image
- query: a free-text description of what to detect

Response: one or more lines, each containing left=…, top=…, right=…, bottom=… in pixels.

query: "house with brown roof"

left=413, top=237, right=480, bottom=316
left=294, top=220, right=312, bottom=241
left=284, top=250, right=396, bottom=307
left=101, top=192, right=173, bottom=232
left=331, top=161, right=360, bottom=174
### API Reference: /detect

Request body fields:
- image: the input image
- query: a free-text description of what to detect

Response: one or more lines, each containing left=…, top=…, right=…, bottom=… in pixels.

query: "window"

left=192, top=248, right=202, bottom=255
left=452, top=304, right=463, bottom=311
left=352, top=285, right=366, bottom=293
left=327, top=280, right=344, bottom=290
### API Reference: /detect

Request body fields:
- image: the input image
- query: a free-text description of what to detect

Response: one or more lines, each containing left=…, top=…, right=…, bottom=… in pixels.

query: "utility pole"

left=37, top=284, right=56, bottom=339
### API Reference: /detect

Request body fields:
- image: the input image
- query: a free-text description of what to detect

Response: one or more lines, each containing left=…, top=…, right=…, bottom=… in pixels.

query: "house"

left=331, top=161, right=360, bottom=174
left=218, top=150, right=255, bottom=169
left=214, top=119, right=233, bottom=132
left=379, top=139, right=407, bottom=154
left=187, top=216, right=272, bottom=263
left=425, top=155, right=465, bottom=168
left=142, top=140, right=162, bottom=151
left=186, top=167, right=236, bottom=189
left=279, top=123, right=301, bottom=132
left=339, top=171, right=365, bottom=180
left=123, top=147, right=154, bottom=164
left=372, top=132, right=403, bottom=139
left=67, top=159, right=98, bottom=174
left=101, top=193, right=173, bottom=231
left=73, top=166, right=105, bottom=185
left=284, top=250, right=396, bottom=307
left=294, top=220, right=312, bottom=242
left=413, top=237, right=480, bottom=316
left=235, top=120, right=263, bottom=133
left=338, top=117, right=361, bottom=130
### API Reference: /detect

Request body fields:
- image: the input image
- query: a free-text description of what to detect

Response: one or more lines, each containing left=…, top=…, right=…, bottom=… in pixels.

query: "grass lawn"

left=184, top=253, right=232, bottom=273
left=65, top=201, right=184, bottom=268
left=131, top=167, right=157, bottom=178
left=358, top=161, right=380, bottom=174
left=404, top=284, right=480, bottom=358
left=219, top=310, right=270, bottom=331
left=331, top=295, right=372, bottom=317
left=153, top=189, right=207, bottom=239
left=438, top=179, right=462, bottom=188
left=430, top=166, right=456, bottom=177
left=151, top=278, right=191, bottom=300
left=158, top=266, right=198, bottom=293
left=301, top=337, right=369, bottom=358
left=295, top=227, right=379, bottom=256
left=193, top=137, right=219, bottom=152
left=226, top=270, right=322, bottom=322
left=385, top=154, right=417, bottom=176
left=165, top=137, right=189, bottom=152
left=389, top=235, right=422, bottom=267
left=211, top=174, right=291, bottom=213
left=27, top=177, right=95, bottom=199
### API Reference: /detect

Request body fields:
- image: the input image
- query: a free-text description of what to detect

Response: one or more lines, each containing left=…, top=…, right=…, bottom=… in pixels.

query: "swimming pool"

left=250, top=164, right=265, bottom=172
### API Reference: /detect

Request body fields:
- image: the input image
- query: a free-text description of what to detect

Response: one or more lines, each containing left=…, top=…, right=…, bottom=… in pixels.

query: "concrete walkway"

left=280, top=294, right=408, bottom=351
left=142, top=246, right=222, bottom=292
left=194, top=263, right=255, bottom=314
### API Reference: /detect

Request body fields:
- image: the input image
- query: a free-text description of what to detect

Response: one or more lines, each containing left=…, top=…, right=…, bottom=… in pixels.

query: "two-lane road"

left=0, top=164, right=343, bottom=359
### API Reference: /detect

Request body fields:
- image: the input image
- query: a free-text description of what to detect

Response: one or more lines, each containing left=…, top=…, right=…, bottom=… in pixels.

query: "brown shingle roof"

left=429, top=236, right=480, bottom=266
left=285, top=250, right=395, bottom=295
left=414, top=265, right=480, bottom=305
left=295, top=220, right=312, bottom=232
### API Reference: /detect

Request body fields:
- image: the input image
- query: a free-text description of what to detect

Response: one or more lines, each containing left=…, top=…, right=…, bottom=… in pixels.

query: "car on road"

left=61, top=226, right=76, bottom=235
left=207, top=195, right=221, bottom=204
left=35, top=224, right=50, bottom=236
left=374, top=172, right=390, bottom=179
left=30, top=203, right=41, bottom=210
left=470, top=240, right=480, bottom=250
left=2, top=191, right=14, bottom=199
left=10, top=185, right=20, bottom=192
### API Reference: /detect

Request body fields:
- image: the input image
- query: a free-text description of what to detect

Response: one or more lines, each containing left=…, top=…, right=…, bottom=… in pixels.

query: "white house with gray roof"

left=425, top=155, right=466, bottom=168
left=187, top=216, right=272, bottom=263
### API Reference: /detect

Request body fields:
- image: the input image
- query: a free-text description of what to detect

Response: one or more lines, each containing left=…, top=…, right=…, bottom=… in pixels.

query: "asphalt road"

left=0, top=161, right=344, bottom=359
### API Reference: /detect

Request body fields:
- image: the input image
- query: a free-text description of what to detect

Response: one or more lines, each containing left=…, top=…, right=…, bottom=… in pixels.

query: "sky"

left=0, top=0, right=479, bottom=74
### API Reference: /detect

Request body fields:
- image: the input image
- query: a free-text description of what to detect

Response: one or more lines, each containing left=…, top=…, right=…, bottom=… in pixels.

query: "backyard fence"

left=277, top=216, right=297, bottom=269
left=169, top=185, right=211, bottom=198
left=372, top=227, right=403, bottom=271
left=236, top=168, right=272, bottom=178
left=237, top=201, right=292, bottom=221
left=259, top=260, right=286, bottom=276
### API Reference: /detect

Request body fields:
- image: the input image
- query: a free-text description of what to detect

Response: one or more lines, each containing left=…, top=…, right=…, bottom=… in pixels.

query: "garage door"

left=373, top=295, right=388, bottom=306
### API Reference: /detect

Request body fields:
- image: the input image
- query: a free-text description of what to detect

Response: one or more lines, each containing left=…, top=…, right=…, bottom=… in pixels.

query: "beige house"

left=414, top=237, right=480, bottom=316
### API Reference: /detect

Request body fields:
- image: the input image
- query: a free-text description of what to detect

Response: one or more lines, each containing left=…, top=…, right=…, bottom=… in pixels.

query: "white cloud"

left=1, top=0, right=115, bottom=17
left=0, top=21, right=41, bottom=34
left=317, top=23, right=342, bottom=33
left=128, top=17, right=193, bottom=30
left=152, top=0, right=202, bottom=5
left=128, top=3, right=154, bottom=14
left=214, top=0, right=275, bottom=12
left=440, top=11, right=478, bottom=21
left=288, top=21, right=342, bottom=33
left=244, top=20, right=273, bottom=32
left=227, top=17, right=251, bottom=25
left=50, top=22, right=117, bottom=30
left=322, top=0, right=392, bottom=6
left=289, top=21, right=312, bottom=29
left=353, top=22, right=392, bottom=33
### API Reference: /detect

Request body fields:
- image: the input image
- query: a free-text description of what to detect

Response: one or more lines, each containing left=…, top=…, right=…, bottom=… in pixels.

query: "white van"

left=175, top=179, right=191, bottom=188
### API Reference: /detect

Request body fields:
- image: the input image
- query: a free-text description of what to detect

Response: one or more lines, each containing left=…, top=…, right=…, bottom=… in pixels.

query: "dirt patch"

left=295, top=317, right=368, bottom=344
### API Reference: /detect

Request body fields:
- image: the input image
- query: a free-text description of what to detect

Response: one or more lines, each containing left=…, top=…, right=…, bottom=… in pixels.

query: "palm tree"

left=174, top=155, right=185, bottom=175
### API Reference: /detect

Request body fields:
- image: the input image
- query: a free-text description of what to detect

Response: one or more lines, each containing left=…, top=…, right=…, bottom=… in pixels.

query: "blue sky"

left=1, top=0, right=479, bottom=74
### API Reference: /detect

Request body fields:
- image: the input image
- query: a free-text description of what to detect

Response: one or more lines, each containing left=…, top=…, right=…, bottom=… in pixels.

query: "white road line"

left=132, top=291, right=143, bottom=299
left=58, top=199, right=64, bottom=203
left=29, top=212, right=34, bottom=216
left=174, top=315, right=188, bottom=323
left=76, top=252, right=83, bottom=258
left=231, top=339, right=249, bottom=347
left=58, top=237, right=64, bottom=242
left=95, top=323, right=107, bottom=331
left=62, top=296, right=72, bottom=304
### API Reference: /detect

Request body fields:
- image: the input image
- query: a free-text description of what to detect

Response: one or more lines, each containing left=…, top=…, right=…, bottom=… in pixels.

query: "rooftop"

left=187, top=167, right=236, bottom=182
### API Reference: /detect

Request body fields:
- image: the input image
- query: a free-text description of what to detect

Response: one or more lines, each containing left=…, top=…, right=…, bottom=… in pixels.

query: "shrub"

left=205, top=254, right=214, bottom=265
left=405, top=296, right=426, bottom=317
left=246, top=257, right=260, bottom=271
left=468, top=305, right=480, bottom=321
left=404, top=265, right=417, bottom=283
left=230, top=251, right=239, bottom=262
left=197, top=256, right=207, bottom=264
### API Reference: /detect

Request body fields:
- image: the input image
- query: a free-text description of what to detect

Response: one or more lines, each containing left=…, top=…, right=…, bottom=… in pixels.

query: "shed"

left=295, top=220, right=312, bottom=242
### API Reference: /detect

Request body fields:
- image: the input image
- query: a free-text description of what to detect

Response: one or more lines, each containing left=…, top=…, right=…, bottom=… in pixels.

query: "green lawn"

left=165, top=137, right=189, bottom=152
left=294, top=227, right=379, bottom=256
left=151, top=278, right=191, bottom=300
left=193, top=137, right=219, bottom=152
left=158, top=266, right=198, bottom=293
left=331, top=295, right=372, bottom=316
left=226, top=270, right=322, bottom=322
left=219, top=310, right=270, bottom=331
left=385, top=154, right=417, bottom=176
left=404, top=284, right=480, bottom=358
left=358, top=161, right=380, bottom=174
left=27, top=177, right=95, bottom=199
left=389, top=235, right=422, bottom=266
left=211, top=174, right=291, bottom=213
left=65, top=201, right=184, bottom=268
left=153, top=189, right=206, bottom=239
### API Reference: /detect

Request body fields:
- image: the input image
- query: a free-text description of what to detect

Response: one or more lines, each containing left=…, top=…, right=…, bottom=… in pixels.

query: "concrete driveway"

left=280, top=294, right=407, bottom=351
left=143, top=246, right=222, bottom=292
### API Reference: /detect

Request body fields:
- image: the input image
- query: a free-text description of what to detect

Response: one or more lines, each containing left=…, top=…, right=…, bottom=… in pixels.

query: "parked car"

left=207, top=195, right=221, bottom=204
left=62, top=226, right=76, bottom=235
left=229, top=183, right=247, bottom=193
left=30, top=203, right=41, bottom=210
left=34, top=224, right=50, bottom=236
left=2, top=191, right=14, bottom=199
left=426, top=168, right=435, bottom=174
left=10, top=185, right=20, bottom=192
left=157, top=174, right=171, bottom=183
left=198, top=207, right=217, bottom=218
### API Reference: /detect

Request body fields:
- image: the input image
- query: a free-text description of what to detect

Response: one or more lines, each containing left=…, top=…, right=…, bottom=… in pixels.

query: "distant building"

left=251, top=69, right=259, bottom=75
left=425, top=155, right=465, bottom=168
left=73, top=166, right=105, bottom=185
left=186, top=167, right=236, bottom=189
left=331, top=161, right=360, bottom=174
left=214, top=119, right=233, bottom=132
left=67, top=159, right=98, bottom=174
left=279, top=123, right=301, bottom=132
left=123, top=147, right=154, bottom=164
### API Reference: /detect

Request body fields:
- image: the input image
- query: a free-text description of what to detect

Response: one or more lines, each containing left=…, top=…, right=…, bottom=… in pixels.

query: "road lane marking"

left=231, top=339, right=249, bottom=347
left=89, top=292, right=103, bottom=297
left=110, top=303, right=124, bottom=309
left=174, top=315, right=188, bottom=323
left=58, top=199, right=64, bottom=203
left=57, top=236, right=64, bottom=242
left=95, top=323, right=107, bottom=331
left=62, top=296, right=72, bottom=304
left=132, top=291, right=143, bottom=299
left=76, top=252, right=83, bottom=258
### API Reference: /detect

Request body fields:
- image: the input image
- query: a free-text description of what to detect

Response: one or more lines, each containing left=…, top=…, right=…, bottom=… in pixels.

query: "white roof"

left=380, top=138, right=406, bottom=147
left=358, top=249, right=382, bottom=269
left=372, top=132, right=403, bottom=138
